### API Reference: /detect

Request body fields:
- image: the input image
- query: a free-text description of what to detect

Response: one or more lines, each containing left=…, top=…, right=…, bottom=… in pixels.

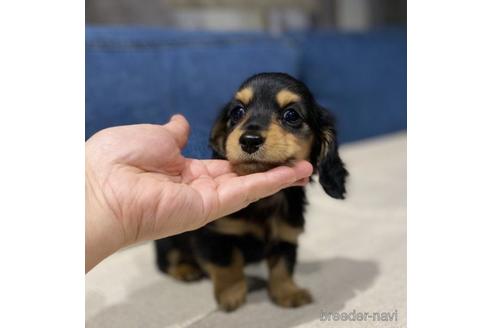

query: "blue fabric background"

left=86, top=27, right=406, bottom=158
left=300, top=29, right=406, bottom=143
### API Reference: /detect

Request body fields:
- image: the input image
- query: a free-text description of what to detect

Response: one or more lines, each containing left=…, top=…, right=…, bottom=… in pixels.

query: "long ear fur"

left=208, top=105, right=229, bottom=159
left=314, top=107, right=348, bottom=199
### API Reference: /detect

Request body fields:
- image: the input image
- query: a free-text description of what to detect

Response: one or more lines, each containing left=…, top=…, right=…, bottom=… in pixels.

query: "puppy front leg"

left=203, top=249, right=247, bottom=312
left=267, top=237, right=313, bottom=308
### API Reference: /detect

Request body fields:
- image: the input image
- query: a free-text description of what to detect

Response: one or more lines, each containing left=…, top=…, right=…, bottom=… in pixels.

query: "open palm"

left=86, top=115, right=312, bottom=247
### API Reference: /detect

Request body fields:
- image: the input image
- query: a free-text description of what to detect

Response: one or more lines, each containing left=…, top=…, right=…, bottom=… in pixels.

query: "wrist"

left=85, top=167, right=125, bottom=272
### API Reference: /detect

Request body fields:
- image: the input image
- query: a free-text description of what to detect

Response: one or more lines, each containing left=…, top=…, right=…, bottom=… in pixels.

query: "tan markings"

left=225, top=123, right=245, bottom=162
left=166, top=249, right=203, bottom=281
left=226, top=121, right=313, bottom=175
left=268, top=257, right=295, bottom=290
left=323, top=129, right=334, bottom=144
left=269, top=217, right=303, bottom=244
left=235, top=87, right=254, bottom=105
left=267, top=257, right=313, bottom=308
left=263, top=122, right=313, bottom=162
left=203, top=249, right=247, bottom=312
left=319, top=129, right=335, bottom=164
left=210, top=217, right=265, bottom=239
left=276, top=89, right=301, bottom=108
left=167, top=249, right=180, bottom=265
left=230, top=161, right=277, bottom=176
left=167, top=263, right=203, bottom=282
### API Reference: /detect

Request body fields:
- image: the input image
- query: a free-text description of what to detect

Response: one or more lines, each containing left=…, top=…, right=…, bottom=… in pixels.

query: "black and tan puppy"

left=155, top=72, right=348, bottom=311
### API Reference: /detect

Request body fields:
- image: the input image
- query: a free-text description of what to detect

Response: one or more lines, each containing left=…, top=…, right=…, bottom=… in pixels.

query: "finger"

left=212, top=161, right=313, bottom=219
left=91, top=123, right=187, bottom=174
left=162, top=114, right=190, bottom=149
left=292, top=177, right=310, bottom=187
left=201, top=160, right=234, bottom=177
left=214, top=172, right=238, bottom=185
left=239, top=161, right=313, bottom=202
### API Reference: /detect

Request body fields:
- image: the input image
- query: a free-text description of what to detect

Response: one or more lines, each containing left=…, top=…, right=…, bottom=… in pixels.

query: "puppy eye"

left=230, top=105, right=246, bottom=125
left=282, top=108, right=302, bottom=125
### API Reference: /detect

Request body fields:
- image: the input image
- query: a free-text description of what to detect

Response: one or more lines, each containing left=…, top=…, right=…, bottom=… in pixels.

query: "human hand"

left=85, top=115, right=313, bottom=272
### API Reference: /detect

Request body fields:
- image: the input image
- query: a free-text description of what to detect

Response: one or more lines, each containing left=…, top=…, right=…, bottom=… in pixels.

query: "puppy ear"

left=209, top=105, right=229, bottom=159
left=314, top=107, right=349, bottom=199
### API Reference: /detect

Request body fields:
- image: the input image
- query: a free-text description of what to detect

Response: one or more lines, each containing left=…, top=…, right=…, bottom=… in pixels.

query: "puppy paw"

left=270, top=287, right=313, bottom=308
left=168, top=263, right=204, bottom=282
left=216, top=281, right=247, bottom=312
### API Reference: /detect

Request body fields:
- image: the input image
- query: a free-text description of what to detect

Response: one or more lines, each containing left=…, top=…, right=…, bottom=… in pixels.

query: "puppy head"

left=210, top=72, right=348, bottom=199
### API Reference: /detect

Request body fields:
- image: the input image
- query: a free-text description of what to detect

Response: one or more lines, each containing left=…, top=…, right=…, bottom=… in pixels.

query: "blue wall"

left=86, top=27, right=406, bottom=158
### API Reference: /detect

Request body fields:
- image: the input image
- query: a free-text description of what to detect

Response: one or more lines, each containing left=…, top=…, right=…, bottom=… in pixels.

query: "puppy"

left=154, top=72, right=348, bottom=311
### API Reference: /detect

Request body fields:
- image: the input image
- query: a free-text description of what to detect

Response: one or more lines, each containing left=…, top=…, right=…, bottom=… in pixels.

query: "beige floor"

left=86, top=132, right=406, bottom=328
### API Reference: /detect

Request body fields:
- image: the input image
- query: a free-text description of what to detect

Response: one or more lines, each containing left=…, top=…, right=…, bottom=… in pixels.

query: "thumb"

left=163, top=114, right=190, bottom=149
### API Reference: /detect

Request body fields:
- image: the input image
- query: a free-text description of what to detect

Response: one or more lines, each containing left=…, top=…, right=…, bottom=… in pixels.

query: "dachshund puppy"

left=155, top=72, right=348, bottom=311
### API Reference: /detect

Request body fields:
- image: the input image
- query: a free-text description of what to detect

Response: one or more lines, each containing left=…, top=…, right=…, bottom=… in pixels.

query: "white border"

left=1, top=1, right=492, bottom=326
left=0, top=1, right=85, bottom=327
left=408, top=1, right=492, bottom=327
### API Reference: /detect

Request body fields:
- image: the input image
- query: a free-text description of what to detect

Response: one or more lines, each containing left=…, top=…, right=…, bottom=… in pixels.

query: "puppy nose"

left=239, top=132, right=264, bottom=154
